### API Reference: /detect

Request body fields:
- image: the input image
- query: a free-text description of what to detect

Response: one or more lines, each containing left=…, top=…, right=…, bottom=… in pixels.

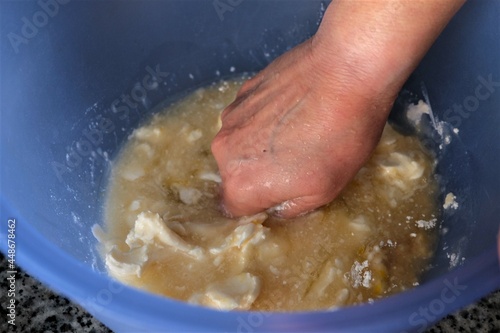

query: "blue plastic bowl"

left=1, top=1, right=499, bottom=332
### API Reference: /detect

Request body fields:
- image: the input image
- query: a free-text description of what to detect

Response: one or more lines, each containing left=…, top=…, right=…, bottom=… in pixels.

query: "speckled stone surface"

left=1, top=253, right=499, bottom=333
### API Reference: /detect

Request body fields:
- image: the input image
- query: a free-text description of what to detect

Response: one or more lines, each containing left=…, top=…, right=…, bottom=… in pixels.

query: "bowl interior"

left=1, top=0, right=499, bottom=332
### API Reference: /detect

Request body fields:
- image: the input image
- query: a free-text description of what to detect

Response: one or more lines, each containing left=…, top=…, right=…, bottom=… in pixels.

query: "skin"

left=211, top=0, right=465, bottom=218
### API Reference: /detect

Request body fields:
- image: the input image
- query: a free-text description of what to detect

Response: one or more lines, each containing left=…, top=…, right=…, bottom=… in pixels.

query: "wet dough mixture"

left=94, top=78, right=439, bottom=311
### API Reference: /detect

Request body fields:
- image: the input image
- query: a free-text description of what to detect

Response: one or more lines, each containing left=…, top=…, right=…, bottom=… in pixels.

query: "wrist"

left=311, top=0, right=465, bottom=110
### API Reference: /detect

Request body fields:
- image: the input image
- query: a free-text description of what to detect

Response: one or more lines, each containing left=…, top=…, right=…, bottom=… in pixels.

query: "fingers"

left=219, top=192, right=267, bottom=219
left=219, top=181, right=325, bottom=219
left=221, top=191, right=331, bottom=220
left=217, top=165, right=277, bottom=218
left=215, top=155, right=337, bottom=219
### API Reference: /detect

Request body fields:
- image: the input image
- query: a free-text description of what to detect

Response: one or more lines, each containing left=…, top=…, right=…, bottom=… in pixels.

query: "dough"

left=94, top=78, right=440, bottom=311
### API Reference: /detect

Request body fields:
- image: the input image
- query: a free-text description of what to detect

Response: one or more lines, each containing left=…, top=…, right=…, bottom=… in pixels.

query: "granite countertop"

left=1, top=253, right=499, bottom=333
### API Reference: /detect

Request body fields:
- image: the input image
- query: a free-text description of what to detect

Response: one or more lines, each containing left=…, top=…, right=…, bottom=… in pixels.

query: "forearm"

left=312, top=0, right=465, bottom=100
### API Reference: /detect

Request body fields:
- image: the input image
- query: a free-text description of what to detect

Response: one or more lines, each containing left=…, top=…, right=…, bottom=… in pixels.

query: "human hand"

left=211, top=0, right=464, bottom=218
left=211, top=40, right=393, bottom=218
